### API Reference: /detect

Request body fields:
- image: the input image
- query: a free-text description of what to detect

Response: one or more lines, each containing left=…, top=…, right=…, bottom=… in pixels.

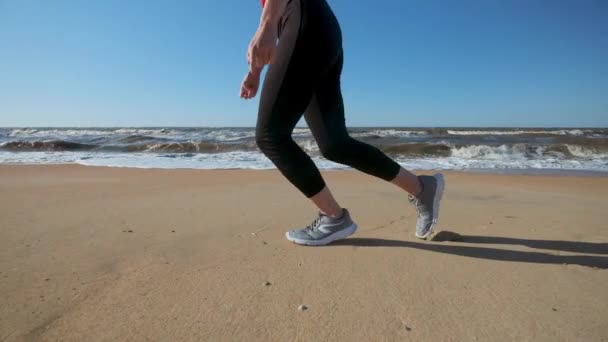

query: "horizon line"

left=1, top=125, right=606, bottom=129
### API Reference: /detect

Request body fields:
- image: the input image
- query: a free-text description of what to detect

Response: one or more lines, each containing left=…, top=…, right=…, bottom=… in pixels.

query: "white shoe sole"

left=415, top=173, right=445, bottom=240
left=285, top=223, right=358, bottom=246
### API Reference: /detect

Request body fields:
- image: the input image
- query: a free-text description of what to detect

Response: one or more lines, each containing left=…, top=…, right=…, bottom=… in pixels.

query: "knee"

left=255, top=130, right=272, bottom=153
left=255, top=129, right=285, bottom=155
left=320, top=138, right=351, bottom=162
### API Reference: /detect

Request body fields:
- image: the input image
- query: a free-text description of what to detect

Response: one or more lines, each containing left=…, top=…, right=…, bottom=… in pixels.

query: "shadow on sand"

left=332, top=233, right=608, bottom=269
left=453, top=235, right=607, bottom=255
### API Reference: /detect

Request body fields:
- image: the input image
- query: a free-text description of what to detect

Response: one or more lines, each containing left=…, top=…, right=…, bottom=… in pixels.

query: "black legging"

left=256, top=0, right=401, bottom=198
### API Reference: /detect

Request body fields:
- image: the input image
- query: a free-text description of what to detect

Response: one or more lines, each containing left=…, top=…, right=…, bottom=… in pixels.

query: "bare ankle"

left=413, top=177, right=424, bottom=197
left=323, top=208, right=344, bottom=219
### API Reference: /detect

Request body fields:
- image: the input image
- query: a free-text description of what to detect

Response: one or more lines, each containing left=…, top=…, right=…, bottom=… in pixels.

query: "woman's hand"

left=240, top=70, right=261, bottom=99
left=247, top=23, right=277, bottom=71
left=241, top=0, right=284, bottom=99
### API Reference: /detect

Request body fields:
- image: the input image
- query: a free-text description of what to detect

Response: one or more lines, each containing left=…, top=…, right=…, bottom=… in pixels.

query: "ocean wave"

left=9, top=128, right=113, bottom=137
left=113, top=128, right=177, bottom=135
left=292, top=128, right=312, bottom=136
left=200, top=129, right=255, bottom=141
left=566, top=144, right=608, bottom=158
left=447, top=129, right=587, bottom=136
left=376, top=142, right=604, bottom=160
left=0, top=139, right=258, bottom=153
left=8, top=128, right=180, bottom=138
left=382, top=143, right=451, bottom=156
left=297, top=140, right=448, bottom=155
left=299, top=139, right=320, bottom=152
left=6, top=128, right=604, bottom=147
left=141, top=142, right=257, bottom=153
left=9, top=128, right=41, bottom=136
left=3, top=138, right=606, bottom=162
left=449, top=143, right=608, bottom=160
left=351, top=129, right=428, bottom=138
left=116, top=135, right=166, bottom=144
left=0, top=140, right=99, bottom=151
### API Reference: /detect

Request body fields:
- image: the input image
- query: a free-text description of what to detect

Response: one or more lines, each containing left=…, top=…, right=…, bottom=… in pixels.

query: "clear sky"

left=0, top=0, right=606, bottom=127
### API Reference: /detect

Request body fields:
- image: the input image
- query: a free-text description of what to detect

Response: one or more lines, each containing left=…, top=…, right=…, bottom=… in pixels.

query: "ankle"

left=323, top=208, right=345, bottom=219
left=413, top=177, right=424, bottom=198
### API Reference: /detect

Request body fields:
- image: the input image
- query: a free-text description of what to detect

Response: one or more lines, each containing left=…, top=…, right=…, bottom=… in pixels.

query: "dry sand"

left=0, top=165, right=607, bottom=341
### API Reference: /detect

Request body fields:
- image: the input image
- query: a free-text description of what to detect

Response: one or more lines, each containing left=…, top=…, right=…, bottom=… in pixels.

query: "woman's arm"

left=248, top=0, right=287, bottom=71
left=259, top=0, right=286, bottom=29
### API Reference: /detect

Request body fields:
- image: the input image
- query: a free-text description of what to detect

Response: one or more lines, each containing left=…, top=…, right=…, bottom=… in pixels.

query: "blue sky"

left=0, top=0, right=606, bottom=127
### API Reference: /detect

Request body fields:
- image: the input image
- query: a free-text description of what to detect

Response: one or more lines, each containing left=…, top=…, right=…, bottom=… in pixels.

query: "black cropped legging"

left=255, top=0, right=401, bottom=198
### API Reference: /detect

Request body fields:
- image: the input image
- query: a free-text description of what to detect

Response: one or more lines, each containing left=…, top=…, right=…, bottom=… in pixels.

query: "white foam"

left=7, top=128, right=182, bottom=139
left=566, top=145, right=608, bottom=159
left=9, top=128, right=113, bottom=137
left=9, top=128, right=40, bottom=136
left=113, top=128, right=177, bottom=135
left=292, top=128, right=312, bottom=136
left=198, top=129, right=254, bottom=142
left=394, top=156, right=607, bottom=172
left=447, top=143, right=608, bottom=161
left=76, top=152, right=346, bottom=170
left=299, top=139, right=320, bottom=153
left=450, top=144, right=532, bottom=160
left=1, top=150, right=607, bottom=173
left=351, top=129, right=427, bottom=138
left=568, top=129, right=585, bottom=136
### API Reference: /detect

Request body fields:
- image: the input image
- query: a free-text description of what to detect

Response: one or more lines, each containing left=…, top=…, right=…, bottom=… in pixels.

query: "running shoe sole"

left=285, top=223, right=358, bottom=246
left=415, top=173, right=445, bottom=239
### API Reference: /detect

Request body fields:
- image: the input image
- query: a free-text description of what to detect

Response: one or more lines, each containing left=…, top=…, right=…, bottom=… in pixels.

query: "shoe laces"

left=408, top=195, right=420, bottom=207
left=305, top=214, right=325, bottom=232
left=409, top=195, right=425, bottom=218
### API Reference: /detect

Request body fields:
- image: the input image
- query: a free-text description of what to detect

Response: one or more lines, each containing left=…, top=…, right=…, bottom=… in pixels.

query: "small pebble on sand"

left=264, top=281, right=272, bottom=286
left=298, top=305, right=307, bottom=311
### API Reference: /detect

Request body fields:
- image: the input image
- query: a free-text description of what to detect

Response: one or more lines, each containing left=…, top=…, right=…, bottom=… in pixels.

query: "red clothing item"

left=261, top=0, right=266, bottom=7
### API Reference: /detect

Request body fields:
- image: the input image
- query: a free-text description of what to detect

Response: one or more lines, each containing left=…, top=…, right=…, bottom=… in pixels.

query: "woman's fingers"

left=240, top=85, right=257, bottom=100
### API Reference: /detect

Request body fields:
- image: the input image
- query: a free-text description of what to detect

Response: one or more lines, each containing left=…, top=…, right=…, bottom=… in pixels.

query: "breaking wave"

left=1, top=127, right=607, bottom=172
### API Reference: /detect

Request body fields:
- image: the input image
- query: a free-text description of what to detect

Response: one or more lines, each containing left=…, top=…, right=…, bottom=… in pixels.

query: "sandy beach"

left=0, top=165, right=606, bottom=341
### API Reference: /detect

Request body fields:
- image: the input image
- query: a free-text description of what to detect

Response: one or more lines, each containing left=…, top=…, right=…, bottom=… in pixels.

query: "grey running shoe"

left=285, top=209, right=358, bottom=246
left=409, top=173, right=445, bottom=239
